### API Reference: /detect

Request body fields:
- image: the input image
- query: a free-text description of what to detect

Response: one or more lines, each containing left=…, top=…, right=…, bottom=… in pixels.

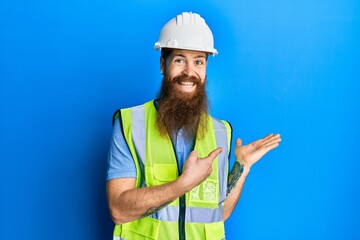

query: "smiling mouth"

left=179, top=81, right=195, bottom=87
left=176, top=81, right=197, bottom=93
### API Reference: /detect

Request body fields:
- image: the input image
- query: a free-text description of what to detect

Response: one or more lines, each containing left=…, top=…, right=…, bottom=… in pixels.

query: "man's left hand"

left=234, top=133, right=281, bottom=172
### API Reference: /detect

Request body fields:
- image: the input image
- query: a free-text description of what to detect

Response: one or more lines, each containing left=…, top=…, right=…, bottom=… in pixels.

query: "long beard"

left=156, top=73, right=209, bottom=141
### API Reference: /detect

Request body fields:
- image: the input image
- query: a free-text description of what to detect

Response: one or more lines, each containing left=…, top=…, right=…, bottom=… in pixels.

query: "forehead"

left=169, top=49, right=207, bottom=59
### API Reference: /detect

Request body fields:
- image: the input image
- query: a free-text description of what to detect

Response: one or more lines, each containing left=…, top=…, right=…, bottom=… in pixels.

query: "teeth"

left=180, top=82, right=194, bottom=86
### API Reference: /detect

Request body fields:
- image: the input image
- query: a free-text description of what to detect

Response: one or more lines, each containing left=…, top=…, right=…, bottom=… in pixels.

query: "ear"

left=160, top=57, right=165, bottom=74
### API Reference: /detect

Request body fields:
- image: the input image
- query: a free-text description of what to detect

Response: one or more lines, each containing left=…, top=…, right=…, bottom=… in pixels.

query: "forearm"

left=223, top=134, right=281, bottom=220
left=223, top=161, right=250, bottom=221
left=108, top=177, right=189, bottom=224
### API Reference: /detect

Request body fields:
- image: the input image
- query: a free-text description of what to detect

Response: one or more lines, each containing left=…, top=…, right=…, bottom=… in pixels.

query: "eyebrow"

left=173, top=53, right=206, bottom=59
left=194, top=55, right=207, bottom=59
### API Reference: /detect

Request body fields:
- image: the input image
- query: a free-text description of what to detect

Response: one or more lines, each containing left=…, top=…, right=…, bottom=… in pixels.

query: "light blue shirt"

left=106, top=118, right=195, bottom=181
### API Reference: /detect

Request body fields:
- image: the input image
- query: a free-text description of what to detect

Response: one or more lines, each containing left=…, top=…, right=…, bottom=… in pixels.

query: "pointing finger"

left=206, top=147, right=223, bottom=162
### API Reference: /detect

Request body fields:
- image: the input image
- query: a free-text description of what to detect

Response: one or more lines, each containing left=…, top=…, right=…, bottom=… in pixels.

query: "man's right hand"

left=179, top=148, right=223, bottom=191
left=107, top=147, right=222, bottom=224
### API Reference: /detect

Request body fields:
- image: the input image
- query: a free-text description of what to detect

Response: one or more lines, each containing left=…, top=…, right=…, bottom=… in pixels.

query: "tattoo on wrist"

left=142, top=201, right=171, bottom=217
left=226, top=161, right=244, bottom=196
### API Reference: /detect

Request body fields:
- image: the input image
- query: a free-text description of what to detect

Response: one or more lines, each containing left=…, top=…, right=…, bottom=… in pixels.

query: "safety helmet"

left=154, top=12, right=218, bottom=56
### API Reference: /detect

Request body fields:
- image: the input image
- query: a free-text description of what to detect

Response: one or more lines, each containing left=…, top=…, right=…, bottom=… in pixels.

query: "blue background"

left=1, top=0, right=359, bottom=239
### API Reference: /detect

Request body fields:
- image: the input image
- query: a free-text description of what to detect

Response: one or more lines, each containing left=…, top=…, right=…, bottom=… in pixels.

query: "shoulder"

left=209, top=115, right=232, bottom=132
left=112, top=100, right=155, bottom=125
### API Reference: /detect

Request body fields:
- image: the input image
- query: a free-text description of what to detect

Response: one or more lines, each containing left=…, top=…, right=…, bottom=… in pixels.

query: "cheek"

left=166, top=67, right=182, bottom=79
left=198, top=70, right=206, bottom=82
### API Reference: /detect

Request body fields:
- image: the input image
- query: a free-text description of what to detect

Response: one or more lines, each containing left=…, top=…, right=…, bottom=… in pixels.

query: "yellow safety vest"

left=112, top=100, right=232, bottom=240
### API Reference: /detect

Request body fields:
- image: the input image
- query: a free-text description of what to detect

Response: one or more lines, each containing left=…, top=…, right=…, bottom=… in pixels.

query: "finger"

left=253, top=134, right=280, bottom=148
left=262, top=135, right=281, bottom=146
left=206, top=147, right=223, bottom=162
left=254, top=134, right=275, bottom=144
left=262, top=133, right=278, bottom=142
left=259, top=133, right=280, bottom=143
left=236, top=138, right=242, bottom=146
left=269, top=133, right=281, bottom=140
left=263, top=142, right=280, bottom=151
left=263, top=133, right=275, bottom=140
left=263, top=136, right=281, bottom=148
left=259, top=141, right=281, bottom=152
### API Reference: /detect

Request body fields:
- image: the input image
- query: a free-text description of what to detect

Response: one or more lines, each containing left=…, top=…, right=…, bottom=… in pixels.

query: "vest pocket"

left=146, top=163, right=179, bottom=206
left=205, top=221, right=225, bottom=240
left=188, top=179, right=219, bottom=208
left=152, top=163, right=178, bottom=184
left=185, top=221, right=225, bottom=240
left=121, top=217, right=160, bottom=239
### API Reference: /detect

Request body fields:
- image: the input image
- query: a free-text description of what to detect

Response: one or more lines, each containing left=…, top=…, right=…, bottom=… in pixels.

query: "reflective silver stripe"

left=149, top=204, right=224, bottom=223
left=131, top=105, right=146, bottom=166
left=131, top=105, right=147, bottom=187
left=150, top=205, right=179, bottom=221
left=212, top=118, right=229, bottom=204
left=186, top=204, right=224, bottom=223
left=113, top=237, right=127, bottom=240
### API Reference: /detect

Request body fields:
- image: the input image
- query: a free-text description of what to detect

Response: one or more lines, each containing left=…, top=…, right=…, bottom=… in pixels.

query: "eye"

left=174, top=58, right=185, bottom=64
left=195, top=60, right=204, bottom=65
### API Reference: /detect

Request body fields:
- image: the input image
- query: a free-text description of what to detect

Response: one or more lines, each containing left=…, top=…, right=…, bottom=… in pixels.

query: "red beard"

left=156, top=73, right=209, bottom=141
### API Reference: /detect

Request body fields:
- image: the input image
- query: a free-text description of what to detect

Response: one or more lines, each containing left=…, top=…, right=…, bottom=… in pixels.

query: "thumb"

left=188, top=150, right=198, bottom=162
left=236, top=138, right=242, bottom=146
left=206, top=147, right=223, bottom=163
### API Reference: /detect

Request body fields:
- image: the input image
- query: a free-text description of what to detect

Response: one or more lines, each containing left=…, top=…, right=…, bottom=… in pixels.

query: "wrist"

left=176, top=174, right=193, bottom=193
left=241, top=166, right=250, bottom=178
left=236, top=160, right=250, bottom=177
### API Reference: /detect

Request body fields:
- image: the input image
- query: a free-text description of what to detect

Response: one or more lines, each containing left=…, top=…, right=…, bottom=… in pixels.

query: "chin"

left=181, top=92, right=197, bottom=101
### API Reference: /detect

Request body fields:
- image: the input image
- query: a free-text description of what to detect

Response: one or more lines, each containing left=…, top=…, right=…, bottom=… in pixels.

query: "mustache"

left=172, top=74, right=201, bottom=85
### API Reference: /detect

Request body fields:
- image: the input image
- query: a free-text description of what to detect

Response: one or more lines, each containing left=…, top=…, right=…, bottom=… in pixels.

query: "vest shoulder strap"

left=220, top=120, right=233, bottom=157
left=113, top=107, right=142, bottom=188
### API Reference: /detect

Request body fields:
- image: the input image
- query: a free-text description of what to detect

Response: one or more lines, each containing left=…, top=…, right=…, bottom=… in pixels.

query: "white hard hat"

left=154, top=12, right=218, bottom=56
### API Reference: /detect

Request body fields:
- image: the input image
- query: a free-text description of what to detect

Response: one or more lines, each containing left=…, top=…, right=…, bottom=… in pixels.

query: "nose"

left=182, top=63, right=196, bottom=77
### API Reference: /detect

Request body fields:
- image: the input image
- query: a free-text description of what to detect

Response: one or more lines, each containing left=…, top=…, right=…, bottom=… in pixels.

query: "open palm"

left=235, top=134, right=281, bottom=168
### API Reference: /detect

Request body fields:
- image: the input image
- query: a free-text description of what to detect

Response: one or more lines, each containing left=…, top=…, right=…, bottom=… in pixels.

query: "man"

left=106, top=12, right=281, bottom=240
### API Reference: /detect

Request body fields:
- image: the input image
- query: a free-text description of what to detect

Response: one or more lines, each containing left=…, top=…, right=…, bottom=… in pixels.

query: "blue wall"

left=1, top=1, right=359, bottom=239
